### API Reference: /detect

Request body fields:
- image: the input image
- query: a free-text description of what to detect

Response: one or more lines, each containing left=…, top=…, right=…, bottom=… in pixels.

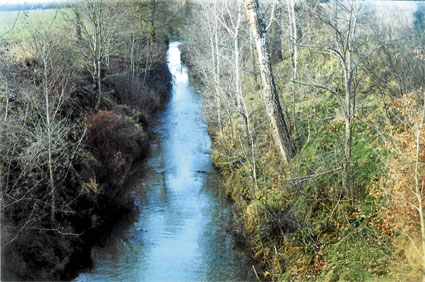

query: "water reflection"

left=75, top=42, right=256, bottom=282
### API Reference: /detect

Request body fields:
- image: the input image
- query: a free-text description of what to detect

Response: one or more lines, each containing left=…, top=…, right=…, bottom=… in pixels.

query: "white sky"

left=0, top=0, right=60, bottom=4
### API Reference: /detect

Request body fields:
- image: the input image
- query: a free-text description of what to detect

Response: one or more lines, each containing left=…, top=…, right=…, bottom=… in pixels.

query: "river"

left=75, top=42, right=257, bottom=282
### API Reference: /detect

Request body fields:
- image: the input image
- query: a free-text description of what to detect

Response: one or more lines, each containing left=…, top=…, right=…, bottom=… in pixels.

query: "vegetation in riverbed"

left=0, top=1, right=188, bottom=280
left=183, top=0, right=425, bottom=280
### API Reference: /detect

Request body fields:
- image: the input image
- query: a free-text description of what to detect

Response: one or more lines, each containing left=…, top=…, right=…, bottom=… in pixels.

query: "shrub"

left=85, top=110, right=147, bottom=182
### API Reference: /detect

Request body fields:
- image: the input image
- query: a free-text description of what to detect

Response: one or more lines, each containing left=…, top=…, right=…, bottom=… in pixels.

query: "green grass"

left=0, top=9, right=68, bottom=42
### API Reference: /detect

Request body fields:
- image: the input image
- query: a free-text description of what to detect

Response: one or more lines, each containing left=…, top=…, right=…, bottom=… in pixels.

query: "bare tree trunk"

left=211, top=15, right=224, bottom=142
left=341, top=30, right=353, bottom=194
left=342, top=4, right=356, bottom=196
left=244, top=0, right=296, bottom=163
left=249, top=30, right=258, bottom=86
left=95, top=57, right=102, bottom=109
left=93, top=58, right=97, bottom=106
left=42, top=57, right=55, bottom=223
left=131, top=32, right=136, bottom=79
left=287, top=0, right=298, bottom=133
left=105, top=37, right=111, bottom=71
left=415, top=91, right=425, bottom=282
left=234, top=37, right=242, bottom=109
left=343, top=87, right=352, bottom=195
left=3, top=78, right=8, bottom=121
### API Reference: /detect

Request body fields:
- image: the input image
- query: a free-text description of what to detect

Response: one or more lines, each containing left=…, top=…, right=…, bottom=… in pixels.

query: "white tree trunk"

left=244, top=0, right=295, bottom=163
left=415, top=92, right=425, bottom=282
left=43, top=57, right=55, bottom=223
left=3, top=78, right=8, bottom=122
left=287, top=0, right=298, bottom=132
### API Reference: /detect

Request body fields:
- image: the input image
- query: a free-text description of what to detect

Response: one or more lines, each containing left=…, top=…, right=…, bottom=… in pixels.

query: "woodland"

left=1, top=0, right=184, bottom=279
left=183, top=0, right=425, bottom=280
left=1, top=0, right=425, bottom=281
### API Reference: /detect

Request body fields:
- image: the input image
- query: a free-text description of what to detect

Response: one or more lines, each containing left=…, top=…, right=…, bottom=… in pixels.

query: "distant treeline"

left=0, top=2, right=70, bottom=12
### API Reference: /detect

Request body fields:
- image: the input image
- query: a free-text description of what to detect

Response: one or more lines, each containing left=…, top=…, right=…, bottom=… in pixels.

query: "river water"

left=75, top=42, right=257, bottom=282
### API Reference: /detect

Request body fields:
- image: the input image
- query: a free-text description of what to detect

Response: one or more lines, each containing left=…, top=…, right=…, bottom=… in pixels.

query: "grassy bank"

left=209, top=88, right=395, bottom=280
left=181, top=1, right=425, bottom=279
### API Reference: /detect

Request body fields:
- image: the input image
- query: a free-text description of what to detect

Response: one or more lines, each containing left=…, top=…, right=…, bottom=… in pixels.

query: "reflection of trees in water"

left=414, top=2, right=425, bottom=43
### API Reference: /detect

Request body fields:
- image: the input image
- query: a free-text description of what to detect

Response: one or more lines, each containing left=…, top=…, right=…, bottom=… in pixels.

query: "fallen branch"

left=285, top=167, right=342, bottom=185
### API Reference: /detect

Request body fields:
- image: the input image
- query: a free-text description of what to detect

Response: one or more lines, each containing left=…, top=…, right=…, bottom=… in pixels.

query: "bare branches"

left=284, top=167, right=342, bottom=186
left=70, top=0, right=123, bottom=108
left=2, top=202, right=37, bottom=248
left=293, top=79, right=339, bottom=96
left=0, top=11, right=21, bottom=42
left=265, top=0, right=278, bottom=31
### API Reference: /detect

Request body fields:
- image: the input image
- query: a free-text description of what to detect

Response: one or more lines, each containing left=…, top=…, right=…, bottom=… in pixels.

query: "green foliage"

left=321, top=228, right=390, bottom=281
left=351, top=127, right=382, bottom=189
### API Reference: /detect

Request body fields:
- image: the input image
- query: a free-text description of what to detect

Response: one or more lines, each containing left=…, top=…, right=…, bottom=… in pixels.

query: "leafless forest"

left=2, top=0, right=425, bottom=281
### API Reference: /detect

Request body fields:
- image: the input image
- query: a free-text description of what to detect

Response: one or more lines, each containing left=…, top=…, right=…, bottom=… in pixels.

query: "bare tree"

left=30, top=30, right=58, bottom=222
left=1, top=25, right=85, bottom=249
left=217, top=0, right=258, bottom=185
left=244, top=0, right=296, bottom=164
left=286, top=0, right=299, bottom=132
left=71, top=0, right=122, bottom=109
left=302, top=0, right=383, bottom=194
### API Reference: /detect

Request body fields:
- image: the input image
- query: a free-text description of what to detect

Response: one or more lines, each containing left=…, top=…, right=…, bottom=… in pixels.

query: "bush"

left=85, top=110, right=147, bottom=183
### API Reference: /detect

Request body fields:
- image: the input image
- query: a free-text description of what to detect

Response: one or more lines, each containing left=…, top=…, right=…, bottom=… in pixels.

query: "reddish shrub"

left=85, top=110, right=146, bottom=179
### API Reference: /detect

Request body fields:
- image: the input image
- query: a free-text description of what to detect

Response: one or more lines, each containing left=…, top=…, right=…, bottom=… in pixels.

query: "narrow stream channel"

left=75, top=42, right=256, bottom=282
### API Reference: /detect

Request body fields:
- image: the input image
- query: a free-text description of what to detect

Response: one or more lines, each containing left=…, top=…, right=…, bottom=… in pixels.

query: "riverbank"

left=75, top=41, right=257, bottom=282
left=180, top=0, right=423, bottom=278
left=183, top=45, right=395, bottom=280
left=1, top=38, right=172, bottom=281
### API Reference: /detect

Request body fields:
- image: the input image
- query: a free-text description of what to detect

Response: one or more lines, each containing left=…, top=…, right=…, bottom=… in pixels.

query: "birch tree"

left=244, top=0, right=296, bottom=164
left=72, top=0, right=121, bottom=109
left=309, top=0, right=383, bottom=194
left=286, top=0, right=299, bottom=132
left=1, top=28, right=84, bottom=252
left=217, top=0, right=258, bottom=184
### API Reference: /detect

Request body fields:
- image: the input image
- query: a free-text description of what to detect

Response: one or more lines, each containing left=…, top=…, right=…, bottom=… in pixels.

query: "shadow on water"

left=75, top=42, right=258, bottom=282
